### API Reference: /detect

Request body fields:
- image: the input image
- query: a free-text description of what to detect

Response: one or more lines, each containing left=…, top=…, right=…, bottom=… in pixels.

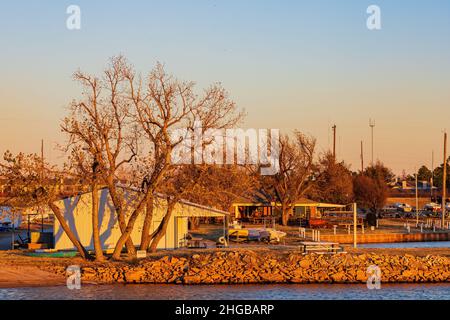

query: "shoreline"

left=1, top=247, right=449, bottom=288
left=0, top=265, right=66, bottom=288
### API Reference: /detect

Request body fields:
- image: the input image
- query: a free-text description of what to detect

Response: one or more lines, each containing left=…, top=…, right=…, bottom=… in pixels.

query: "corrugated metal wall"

left=52, top=189, right=226, bottom=251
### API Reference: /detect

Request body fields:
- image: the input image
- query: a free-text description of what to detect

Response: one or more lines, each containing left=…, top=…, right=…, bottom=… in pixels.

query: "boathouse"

left=53, top=187, right=229, bottom=251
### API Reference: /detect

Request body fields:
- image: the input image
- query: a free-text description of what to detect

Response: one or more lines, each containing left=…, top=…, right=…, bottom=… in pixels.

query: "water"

left=360, top=241, right=450, bottom=249
left=1, top=283, right=449, bottom=300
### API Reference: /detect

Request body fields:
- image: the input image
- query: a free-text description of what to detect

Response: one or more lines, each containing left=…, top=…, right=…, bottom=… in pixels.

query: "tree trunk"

left=189, top=217, right=199, bottom=230
left=111, top=160, right=168, bottom=259
left=149, top=201, right=176, bottom=253
left=91, top=183, right=105, bottom=261
left=48, top=201, right=91, bottom=260
left=117, top=207, right=136, bottom=256
left=111, top=193, right=148, bottom=260
left=281, top=203, right=290, bottom=226
left=107, top=182, right=136, bottom=256
left=139, top=194, right=154, bottom=251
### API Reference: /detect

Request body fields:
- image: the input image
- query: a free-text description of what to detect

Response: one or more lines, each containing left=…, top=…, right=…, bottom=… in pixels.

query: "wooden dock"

left=299, top=241, right=345, bottom=254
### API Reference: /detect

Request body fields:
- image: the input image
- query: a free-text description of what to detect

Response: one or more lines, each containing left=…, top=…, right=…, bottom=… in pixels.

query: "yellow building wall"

left=53, top=189, right=190, bottom=251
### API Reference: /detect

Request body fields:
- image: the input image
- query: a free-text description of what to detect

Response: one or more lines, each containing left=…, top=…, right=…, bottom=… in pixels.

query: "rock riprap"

left=52, top=251, right=450, bottom=284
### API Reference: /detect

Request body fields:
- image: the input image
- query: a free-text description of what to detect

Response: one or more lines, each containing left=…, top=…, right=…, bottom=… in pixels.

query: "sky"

left=0, top=0, right=449, bottom=174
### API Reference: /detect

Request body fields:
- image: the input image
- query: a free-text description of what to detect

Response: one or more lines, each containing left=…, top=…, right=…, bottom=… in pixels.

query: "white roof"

left=58, top=185, right=229, bottom=217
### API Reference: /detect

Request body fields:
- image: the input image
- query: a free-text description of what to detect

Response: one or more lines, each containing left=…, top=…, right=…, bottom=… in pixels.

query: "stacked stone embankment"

left=50, top=250, right=450, bottom=284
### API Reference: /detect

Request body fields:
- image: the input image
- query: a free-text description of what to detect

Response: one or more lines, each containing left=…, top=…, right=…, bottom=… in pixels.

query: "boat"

left=228, top=228, right=249, bottom=242
left=267, top=229, right=287, bottom=242
left=228, top=226, right=286, bottom=243
left=394, top=203, right=413, bottom=213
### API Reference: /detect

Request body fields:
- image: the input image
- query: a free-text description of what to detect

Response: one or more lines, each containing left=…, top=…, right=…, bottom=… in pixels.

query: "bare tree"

left=0, top=151, right=91, bottom=259
left=54, top=56, right=244, bottom=260
left=262, top=132, right=316, bottom=226
left=61, top=56, right=138, bottom=259
left=183, top=164, right=258, bottom=211
left=145, top=163, right=252, bottom=251
left=109, top=62, right=243, bottom=258
left=147, top=166, right=199, bottom=253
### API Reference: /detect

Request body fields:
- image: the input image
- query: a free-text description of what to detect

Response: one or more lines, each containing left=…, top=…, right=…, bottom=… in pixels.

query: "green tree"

left=313, top=152, right=354, bottom=204
left=353, top=174, right=388, bottom=213
left=364, top=161, right=395, bottom=183
left=417, top=165, right=432, bottom=182
left=353, top=161, right=392, bottom=212
left=432, top=156, right=450, bottom=189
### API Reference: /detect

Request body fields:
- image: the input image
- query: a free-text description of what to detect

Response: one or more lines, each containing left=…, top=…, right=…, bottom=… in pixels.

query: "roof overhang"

left=233, top=202, right=346, bottom=208
left=176, top=199, right=229, bottom=217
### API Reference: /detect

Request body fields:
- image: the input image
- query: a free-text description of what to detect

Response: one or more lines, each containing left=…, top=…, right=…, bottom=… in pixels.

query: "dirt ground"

left=191, top=220, right=450, bottom=245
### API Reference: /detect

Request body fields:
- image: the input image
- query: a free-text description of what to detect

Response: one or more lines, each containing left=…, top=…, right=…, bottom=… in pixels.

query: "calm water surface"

left=1, top=283, right=449, bottom=300
left=360, top=241, right=450, bottom=249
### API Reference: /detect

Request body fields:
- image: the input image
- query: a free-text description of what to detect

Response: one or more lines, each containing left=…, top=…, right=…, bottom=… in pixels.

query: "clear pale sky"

left=1, top=0, right=449, bottom=174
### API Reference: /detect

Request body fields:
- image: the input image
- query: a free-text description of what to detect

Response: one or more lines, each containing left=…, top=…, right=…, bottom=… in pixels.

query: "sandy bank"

left=0, top=265, right=66, bottom=288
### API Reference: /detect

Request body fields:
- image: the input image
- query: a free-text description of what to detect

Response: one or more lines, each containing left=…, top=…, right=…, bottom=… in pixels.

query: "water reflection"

left=359, top=241, right=450, bottom=249
left=1, top=283, right=449, bottom=300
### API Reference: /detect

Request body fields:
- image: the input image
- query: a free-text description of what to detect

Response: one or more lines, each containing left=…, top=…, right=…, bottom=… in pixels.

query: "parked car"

left=382, top=205, right=397, bottom=213
left=381, top=205, right=400, bottom=218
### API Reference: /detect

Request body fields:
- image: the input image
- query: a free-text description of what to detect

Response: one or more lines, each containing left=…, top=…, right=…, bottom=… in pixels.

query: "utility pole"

left=360, top=141, right=364, bottom=172
left=442, top=132, right=447, bottom=227
left=415, top=168, right=419, bottom=226
left=431, top=150, right=434, bottom=201
left=369, top=119, right=376, bottom=166
left=11, top=211, right=15, bottom=250
left=40, top=139, right=44, bottom=180
left=40, top=139, right=44, bottom=228
left=353, top=203, right=357, bottom=248
left=332, top=124, right=337, bottom=159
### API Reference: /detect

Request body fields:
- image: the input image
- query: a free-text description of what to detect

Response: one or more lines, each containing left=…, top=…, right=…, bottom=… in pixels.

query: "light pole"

left=442, top=132, right=447, bottom=226
left=415, top=169, right=419, bottom=226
